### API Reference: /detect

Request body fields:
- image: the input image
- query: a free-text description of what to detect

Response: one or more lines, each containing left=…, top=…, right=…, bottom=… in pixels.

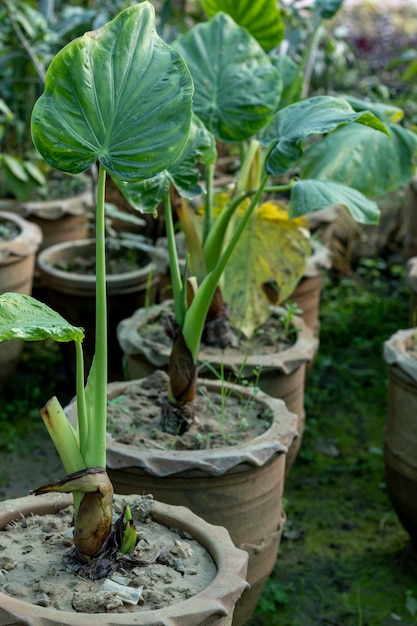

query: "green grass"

left=249, top=259, right=417, bottom=626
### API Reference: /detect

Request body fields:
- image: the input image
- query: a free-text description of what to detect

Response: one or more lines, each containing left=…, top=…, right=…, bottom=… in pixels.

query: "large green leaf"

left=115, top=114, right=216, bottom=213
left=344, top=96, right=404, bottom=123
left=174, top=12, right=282, bottom=142
left=299, top=123, right=417, bottom=197
left=269, top=53, right=303, bottom=109
left=0, top=293, right=84, bottom=342
left=223, top=202, right=311, bottom=337
left=260, top=96, right=389, bottom=177
left=289, top=180, right=380, bottom=225
left=31, top=3, right=193, bottom=180
left=201, top=0, right=284, bottom=51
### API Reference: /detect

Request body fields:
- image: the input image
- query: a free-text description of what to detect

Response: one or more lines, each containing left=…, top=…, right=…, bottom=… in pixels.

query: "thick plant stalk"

left=32, top=468, right=114, bottom=558
left=162, top=318, right=197, bottom=435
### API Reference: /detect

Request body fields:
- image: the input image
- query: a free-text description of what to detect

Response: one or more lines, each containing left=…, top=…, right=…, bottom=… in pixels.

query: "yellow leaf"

left=223, top=200, right=311, bottom=337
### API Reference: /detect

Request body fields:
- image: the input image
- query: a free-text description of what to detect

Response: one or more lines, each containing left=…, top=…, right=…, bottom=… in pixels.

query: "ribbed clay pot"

left=66, top=375, right=297, bottom=626
left=383, top=328, right=417, bottom=556
left=117, top=302, right=317, bottom=473
left=0, top=211, right=43, bottom=384
left=37, top=238, right=159, bottom=380
left=0, top=492, right=249, bottom=625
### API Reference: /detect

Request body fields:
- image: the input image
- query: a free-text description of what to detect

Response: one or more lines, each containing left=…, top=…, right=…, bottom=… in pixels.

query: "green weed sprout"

left=0, top=2, right=193, bottom=562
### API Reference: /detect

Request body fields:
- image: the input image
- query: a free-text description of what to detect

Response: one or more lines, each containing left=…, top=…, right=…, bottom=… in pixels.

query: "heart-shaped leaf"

left=201, top=0, right=284, bottom=51
left=174, top=12, right=282, bottom=142
left=0, top=293, right=84, bottom=342
left=289, top=180, right=380, bottom=224
left=31, top=3, right=193, bottom=181
left=299, top=123, right=417, bottom=196
left=260, top=96, right=389, bottom=177
left=223, top=202, right=311, bottom=337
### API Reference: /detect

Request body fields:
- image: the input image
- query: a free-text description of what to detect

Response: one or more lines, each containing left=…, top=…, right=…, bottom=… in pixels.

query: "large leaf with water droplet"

left=289, top=180, right=380, bottom=224
left=299, top=123, right=417, bottom=197
left=260, top=96, right=389, bottom=177
left=174, top=12, right=282, bottom=142
left=223, top=202, right=311, bottom=337
left=0, top=293, right=84, bottom=342
left=201, top=0, right=284, bottom=51
left=31, top=3, right=193, bottom=180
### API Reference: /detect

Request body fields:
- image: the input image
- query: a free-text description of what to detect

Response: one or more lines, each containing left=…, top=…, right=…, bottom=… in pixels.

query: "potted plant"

left=37, top=220, right=160, bottom=381
left=114, top=8, right=389, bottom=475
left=91, top=10, right=399, bottom=624
left=383, top=327, right=417, bottom=557
left=0, top=4, right=249, bottom=623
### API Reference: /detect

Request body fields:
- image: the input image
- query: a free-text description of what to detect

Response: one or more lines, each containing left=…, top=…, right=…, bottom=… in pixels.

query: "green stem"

left=75, top=341, right=88, bottom=459
left=163, top=192, right=185, bottom=325
left=183, top=171, right=270, bottom=359
left=84, top=164, right=107, bottom=468
left=234, top=139, right=261, bottom=196
left=263, top=183, right=293, bottom=194
left=301, top=19, right=324, bottom=99
left=203, top=162, right=214, bottom=244
left=203, top=190, right=251, bottom=272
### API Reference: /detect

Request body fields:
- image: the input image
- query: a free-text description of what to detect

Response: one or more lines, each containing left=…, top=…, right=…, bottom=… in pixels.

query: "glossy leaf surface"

left=260, top=96, right=389, bottom=177
left=174, top=12, right=282, bottom=142
left=299, top=123, right=417, bottom=197
left=289, top=180, right=380, bottom=224
left=201, top=0, right=284, bottom=51
left=31, top=3, right=193, bottom=180
left=0, top=292, right=84, bottom=342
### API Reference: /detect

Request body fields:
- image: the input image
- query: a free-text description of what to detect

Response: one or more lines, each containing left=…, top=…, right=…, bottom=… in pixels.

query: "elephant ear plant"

left=116, top=11, right=390, bottom=435
left=0, top=2, right=193, bottom=567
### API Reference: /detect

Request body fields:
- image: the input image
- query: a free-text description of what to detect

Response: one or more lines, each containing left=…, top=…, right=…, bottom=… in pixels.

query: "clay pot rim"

left=37, top=238, right=156, bottom=288
left=66, top=376, right=298, bottom=477
left=0, top=211, right=43, bottom=260
left=117, top=300, right=318, bottom=375
left=0, top=492, right=249, bottom=626
left=0, top=174, right=92, bottom=219
left=384, top=327, right=417, bottom=384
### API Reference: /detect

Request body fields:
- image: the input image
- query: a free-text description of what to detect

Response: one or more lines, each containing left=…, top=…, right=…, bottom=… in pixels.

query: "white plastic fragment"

left=101, top=578, right=143, bottom=604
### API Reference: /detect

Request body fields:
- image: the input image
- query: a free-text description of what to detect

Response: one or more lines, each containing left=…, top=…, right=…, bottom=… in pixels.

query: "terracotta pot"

left=37, top=238, right=159, bottom=380
left=66, top=376, right=297, bottom=626
left=0, top=174, right=93, bottom=252
left=383, top=328, right=417, bottom=555
left=0, top=492, right=249, bottom=625
left=287, top=241, right=332, bottom=339
left=117, top=302, right=317, bottom=473
left=0, top=211, right=43, bottom=384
